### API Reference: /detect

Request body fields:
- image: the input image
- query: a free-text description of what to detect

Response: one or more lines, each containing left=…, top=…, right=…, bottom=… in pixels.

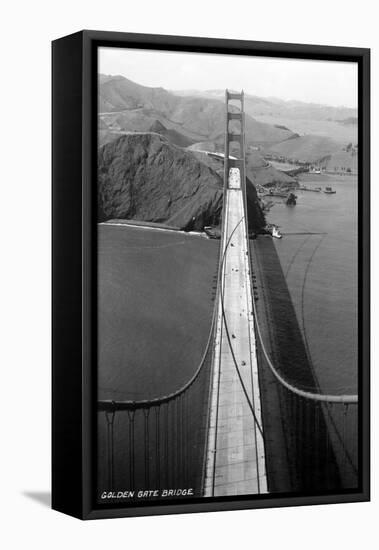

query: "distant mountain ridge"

left=174, top=88, right=358, bottom=147
left=175, top=88, right=357, bottom=122
left=98, top=73, right=357, bottom=171
left=99, top=74, right=177, bottom=113
left=98, top=74, right=297, bottom=149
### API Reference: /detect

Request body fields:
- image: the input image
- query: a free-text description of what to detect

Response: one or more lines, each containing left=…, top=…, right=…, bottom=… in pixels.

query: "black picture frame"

left=52, top=30, right=370, bottom=520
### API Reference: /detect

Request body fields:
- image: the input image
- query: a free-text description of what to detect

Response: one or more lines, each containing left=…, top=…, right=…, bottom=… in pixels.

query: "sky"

left=99, top=47, right=358, bottom=109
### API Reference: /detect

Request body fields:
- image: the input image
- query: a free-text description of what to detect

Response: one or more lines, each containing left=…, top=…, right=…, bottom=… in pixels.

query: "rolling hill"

left=266, top=135, right=342, bottom=163
left=98, top=115, right=194, bottom=148
left=99, top=74, right=177, bottom=113
left=245, top=151, right=295, bottom=186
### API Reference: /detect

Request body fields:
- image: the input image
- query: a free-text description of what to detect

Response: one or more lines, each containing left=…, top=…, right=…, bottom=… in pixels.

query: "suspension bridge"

left=203, top=92, right=266, bottom=496
left=97, top=91, right=358, bottom=499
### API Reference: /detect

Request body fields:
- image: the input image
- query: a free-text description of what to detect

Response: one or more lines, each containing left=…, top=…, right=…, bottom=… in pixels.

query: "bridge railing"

left=248, top=248, right=358, bottom=491
left=97, top=293, right=219, bottom=497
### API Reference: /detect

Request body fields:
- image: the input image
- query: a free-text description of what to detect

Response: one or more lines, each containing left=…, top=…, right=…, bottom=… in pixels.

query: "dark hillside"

left=98, top=133, right=223, bottom=231
left=98, top=133, right=266, bottom=232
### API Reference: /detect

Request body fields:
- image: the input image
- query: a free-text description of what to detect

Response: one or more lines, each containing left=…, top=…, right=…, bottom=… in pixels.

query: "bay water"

left=266, top=174, right=358, bottom=395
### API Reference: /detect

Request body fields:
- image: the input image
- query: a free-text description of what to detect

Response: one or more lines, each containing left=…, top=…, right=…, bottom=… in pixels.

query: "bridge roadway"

left=204, top=167, right=267, bottom=496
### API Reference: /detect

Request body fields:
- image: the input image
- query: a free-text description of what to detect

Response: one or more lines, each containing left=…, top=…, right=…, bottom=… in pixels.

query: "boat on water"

left=324, top=186, right=336, bottom=194
left=266, top=224, right=282, bottom=239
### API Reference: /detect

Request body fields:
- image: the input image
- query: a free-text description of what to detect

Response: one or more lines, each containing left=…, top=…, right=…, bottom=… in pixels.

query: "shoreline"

left=99, top=219, right=206, bottom=238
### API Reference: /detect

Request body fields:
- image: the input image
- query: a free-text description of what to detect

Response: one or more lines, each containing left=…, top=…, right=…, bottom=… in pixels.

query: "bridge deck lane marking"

left=204, top=168, right=267, bottom=497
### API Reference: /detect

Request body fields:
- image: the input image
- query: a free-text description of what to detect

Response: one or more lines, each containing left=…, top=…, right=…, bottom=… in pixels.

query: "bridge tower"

left=224, top=90, right=250, bottom=238
left=224, top=90, right=246, bottom=189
